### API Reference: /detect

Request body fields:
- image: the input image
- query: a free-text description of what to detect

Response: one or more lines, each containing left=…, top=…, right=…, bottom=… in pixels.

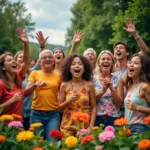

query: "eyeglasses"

left=41, top=56, right=54, bottom=60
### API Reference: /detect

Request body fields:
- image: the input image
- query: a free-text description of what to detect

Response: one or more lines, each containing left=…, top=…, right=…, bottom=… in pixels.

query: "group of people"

left=0, top=19, right=150, bottom=142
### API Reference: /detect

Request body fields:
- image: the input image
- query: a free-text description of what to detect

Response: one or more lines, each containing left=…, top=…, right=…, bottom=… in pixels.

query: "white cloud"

left=10, top=0, right=77, bottom=46
left=29, top=28, right=65, bottom=45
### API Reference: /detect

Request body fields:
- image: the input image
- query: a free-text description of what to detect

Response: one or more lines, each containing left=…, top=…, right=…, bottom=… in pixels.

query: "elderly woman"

left=25, top=49, right=61, bottom=142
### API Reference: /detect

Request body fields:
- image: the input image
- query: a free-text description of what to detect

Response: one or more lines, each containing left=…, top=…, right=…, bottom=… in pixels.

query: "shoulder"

left=141, top=83, right=150, bottom=92
left=60, top=82, right=68, bottom=89
left=86, top=81, right=94, bottom=89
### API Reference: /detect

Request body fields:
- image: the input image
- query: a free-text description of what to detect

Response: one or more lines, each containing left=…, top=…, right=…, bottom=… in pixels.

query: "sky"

left=10, top=0, right=77, bottom=46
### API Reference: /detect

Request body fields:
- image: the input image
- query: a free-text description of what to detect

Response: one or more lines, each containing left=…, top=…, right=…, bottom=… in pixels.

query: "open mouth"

left=103, top=64, right=110, bottom=68
left=56, top=56, right=61, bottom=60
left=74, top=68, right=81, bottom=73
left=128, top=68, right=134, bottom=74
left=11, top=64, right=17, bottom=69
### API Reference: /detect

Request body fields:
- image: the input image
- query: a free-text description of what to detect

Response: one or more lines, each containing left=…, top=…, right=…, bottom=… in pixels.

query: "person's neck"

left=101, top=71, right=111, bottom=78
left=116, top=58, right=128, bottom=70
left=54, top=62, right=61, bottom=72
left=72, top=77, right=83, bottom=83
left=6, top=72, right=15, bottom=83
left=42, top=68, right=53, bottom=74
left=132, top=77, right=141, bottom=85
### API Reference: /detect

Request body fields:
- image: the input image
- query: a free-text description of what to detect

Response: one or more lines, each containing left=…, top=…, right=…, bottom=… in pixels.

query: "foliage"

left=109, top=0, right=150, bottom=55
left=0, top=0, right=35, bottom=54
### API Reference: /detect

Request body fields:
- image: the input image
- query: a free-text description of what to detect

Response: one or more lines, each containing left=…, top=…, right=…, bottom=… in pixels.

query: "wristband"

left=135, top=37, right=141, bottom=40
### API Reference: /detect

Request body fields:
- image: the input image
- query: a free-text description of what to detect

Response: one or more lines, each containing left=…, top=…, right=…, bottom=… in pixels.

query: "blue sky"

left=10, top=0, right=77, bottom=46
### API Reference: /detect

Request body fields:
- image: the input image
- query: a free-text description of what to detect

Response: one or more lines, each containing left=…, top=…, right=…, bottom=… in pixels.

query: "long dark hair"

left=0, top=52, right=22, bottom=89
left=126, top=54, right=150, bottom=88
left=61, top=54, right=92, bottom=82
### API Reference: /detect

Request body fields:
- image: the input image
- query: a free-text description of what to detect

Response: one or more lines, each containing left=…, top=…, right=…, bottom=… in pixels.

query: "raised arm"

left=69, top=30, right=84, bottom=55
left=123, top=18, right=149, bottom=55
left=35, top=31, right=49, bottom=52
left=17, top=28, right=30, bottom=77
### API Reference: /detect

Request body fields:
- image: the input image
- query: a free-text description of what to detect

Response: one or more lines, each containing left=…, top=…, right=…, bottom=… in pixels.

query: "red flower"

left=72, top=111, right=89, bottom=122
left=49, top=130, right=64, bottom=139
left=81, top=135, right=95, bottom=145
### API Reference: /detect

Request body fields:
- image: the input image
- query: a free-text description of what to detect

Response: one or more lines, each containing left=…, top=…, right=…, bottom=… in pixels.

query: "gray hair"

left=83, top=48, right=97, bottom=58
left=39, top=49, right=53, bottom=59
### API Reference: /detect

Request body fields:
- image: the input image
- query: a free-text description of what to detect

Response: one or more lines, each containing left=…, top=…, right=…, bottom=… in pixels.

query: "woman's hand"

left=17, top=28, right=29, bottom=43
left=72, top=30, right=84, bottom=43
left=11, top=91, right=22, bottom=103
left=34, top=80, right=47, bottom=87
left=127, top=99, right=138, bottom=111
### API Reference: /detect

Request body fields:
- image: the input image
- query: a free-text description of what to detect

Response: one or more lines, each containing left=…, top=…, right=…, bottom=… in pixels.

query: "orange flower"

left=138, top=139, right=150, bottom=150
left=32, top=147, right=44, bottom=150
left=92, top=126, right=99, bottom=131
left=81, top=135, right=95, bottom=145
left=72, top=111, right=89, bottom=122
left=144, top=116, right=150, bottom=124
left=12, top=114, right=22, bottom=120
left=38, top=139, right=44, bottom=143
left=118, top=127, right=131, bottom=136
left=29, top=127, right=34, bottom=131
left=114, top=118, right=128, bottom=126
left=0, top=135, right=6, bottom=143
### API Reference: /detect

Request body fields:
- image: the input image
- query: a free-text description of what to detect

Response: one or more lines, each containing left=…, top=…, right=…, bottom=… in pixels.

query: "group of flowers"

left=0, top=112, right=150, bottom=150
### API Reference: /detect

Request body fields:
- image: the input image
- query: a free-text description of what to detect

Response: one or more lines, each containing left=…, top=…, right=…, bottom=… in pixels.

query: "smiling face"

left=84, top=50, right=96, bottom=65
left=127, top=56, right=142, bottom=79
left=39, top=51, right=55, bottom=69
left=2, top=55, right=18, bottom=73
left=70, top=57, right=84, bottom=78
left=98, top=53, right=113, bottom=72
left=53, top=49, right=64, bottom=63
left=114, top=44, right=129, bottom=60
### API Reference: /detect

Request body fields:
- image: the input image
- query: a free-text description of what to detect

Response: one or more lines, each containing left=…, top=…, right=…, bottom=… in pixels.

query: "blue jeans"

left=30, top=109, right=60, bottom=142
left=95, top=115, right=119, bottom=127
left=129, top=124, right=148, bottom=135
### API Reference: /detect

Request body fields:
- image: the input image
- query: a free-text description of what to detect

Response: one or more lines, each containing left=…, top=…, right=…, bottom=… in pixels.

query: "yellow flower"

left=30, top=122, right=43, bottom=128
left=0, top=115, right=13, bottom=121
left=92, top=126, right=99, bottom=131
left=65, top=136, right=78, bottom=148
left=16, top=131, right=34, bottom=141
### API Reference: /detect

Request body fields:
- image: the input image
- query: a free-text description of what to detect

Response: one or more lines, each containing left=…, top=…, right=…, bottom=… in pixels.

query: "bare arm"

left=88, top=82, right=96, bottom=127
left=110, top=78, right=124, bottom=108
left=127, top=83, right=150, bottom=114
left=0, top=92, right=22, bottom=108
left=17, top=28, right=30, bottom=77
left=58, top=82, right=79, bottom=111
left=124, top=18, right=149, bottom=55
left=69, top=30, right=84, bottom=55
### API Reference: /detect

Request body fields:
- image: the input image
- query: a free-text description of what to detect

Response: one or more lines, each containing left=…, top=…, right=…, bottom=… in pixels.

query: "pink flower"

left=104, top=126, right=115, bottom=133
left=95, top=145, right=103, bottom=150
left=77, top=129, right=88, bottom=136
left=99, top=131, right=115, bottom=142
left=8, top=121, right=23, bottom=128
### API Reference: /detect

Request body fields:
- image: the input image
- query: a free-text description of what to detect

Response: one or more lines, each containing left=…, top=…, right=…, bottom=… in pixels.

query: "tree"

left=65, top=0, right=130, bottom=55
left=109, top=0, right=150, bottom=55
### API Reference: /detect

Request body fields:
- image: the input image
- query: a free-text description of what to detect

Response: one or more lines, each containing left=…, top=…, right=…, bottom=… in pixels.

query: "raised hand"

left=35, top=31, right=49, bottom=46
left=17, top=28, right=29, bottom=43
left=73, top=30, right=84, bottom=43
left=123, top=18, right=136, bottom=34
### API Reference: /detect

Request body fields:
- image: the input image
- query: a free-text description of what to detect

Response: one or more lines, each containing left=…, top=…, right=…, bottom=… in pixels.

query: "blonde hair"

left=95, top=50, right=115, bottom=74
left=39, top=49, right=53, bottom=59
left=83, top=48, right=97, bottom=58
left=14, top=51, right=23, bottom=60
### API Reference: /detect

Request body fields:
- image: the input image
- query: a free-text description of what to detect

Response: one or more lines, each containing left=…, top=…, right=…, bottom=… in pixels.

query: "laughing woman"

left=58, top=54, right=96, bottom=135
left=93, top=50, right=123, bottom=127
left=25, top=50, right=61, bottom=142
left=117, top=54, right=150, bottom=134
left=0, top=29, right=30, bottom=117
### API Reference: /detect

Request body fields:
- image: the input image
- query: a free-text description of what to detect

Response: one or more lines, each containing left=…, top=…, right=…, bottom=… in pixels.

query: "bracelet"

left=135, top=36, right=141, bottom=40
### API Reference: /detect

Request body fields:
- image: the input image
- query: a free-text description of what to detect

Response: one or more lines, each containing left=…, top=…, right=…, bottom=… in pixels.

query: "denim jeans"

left=129, top=124, right=148, bottom=135
left=95, top=115, right=119, bottom=127
left=30, top=109, right=60, bottom=142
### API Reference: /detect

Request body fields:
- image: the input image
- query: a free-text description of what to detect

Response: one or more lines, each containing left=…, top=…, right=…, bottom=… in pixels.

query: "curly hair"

left=61, top=54, right=92, bottom=82
left=0, top=52, right=22, bottom=89
left=126, top=53, right=150, bottom=88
